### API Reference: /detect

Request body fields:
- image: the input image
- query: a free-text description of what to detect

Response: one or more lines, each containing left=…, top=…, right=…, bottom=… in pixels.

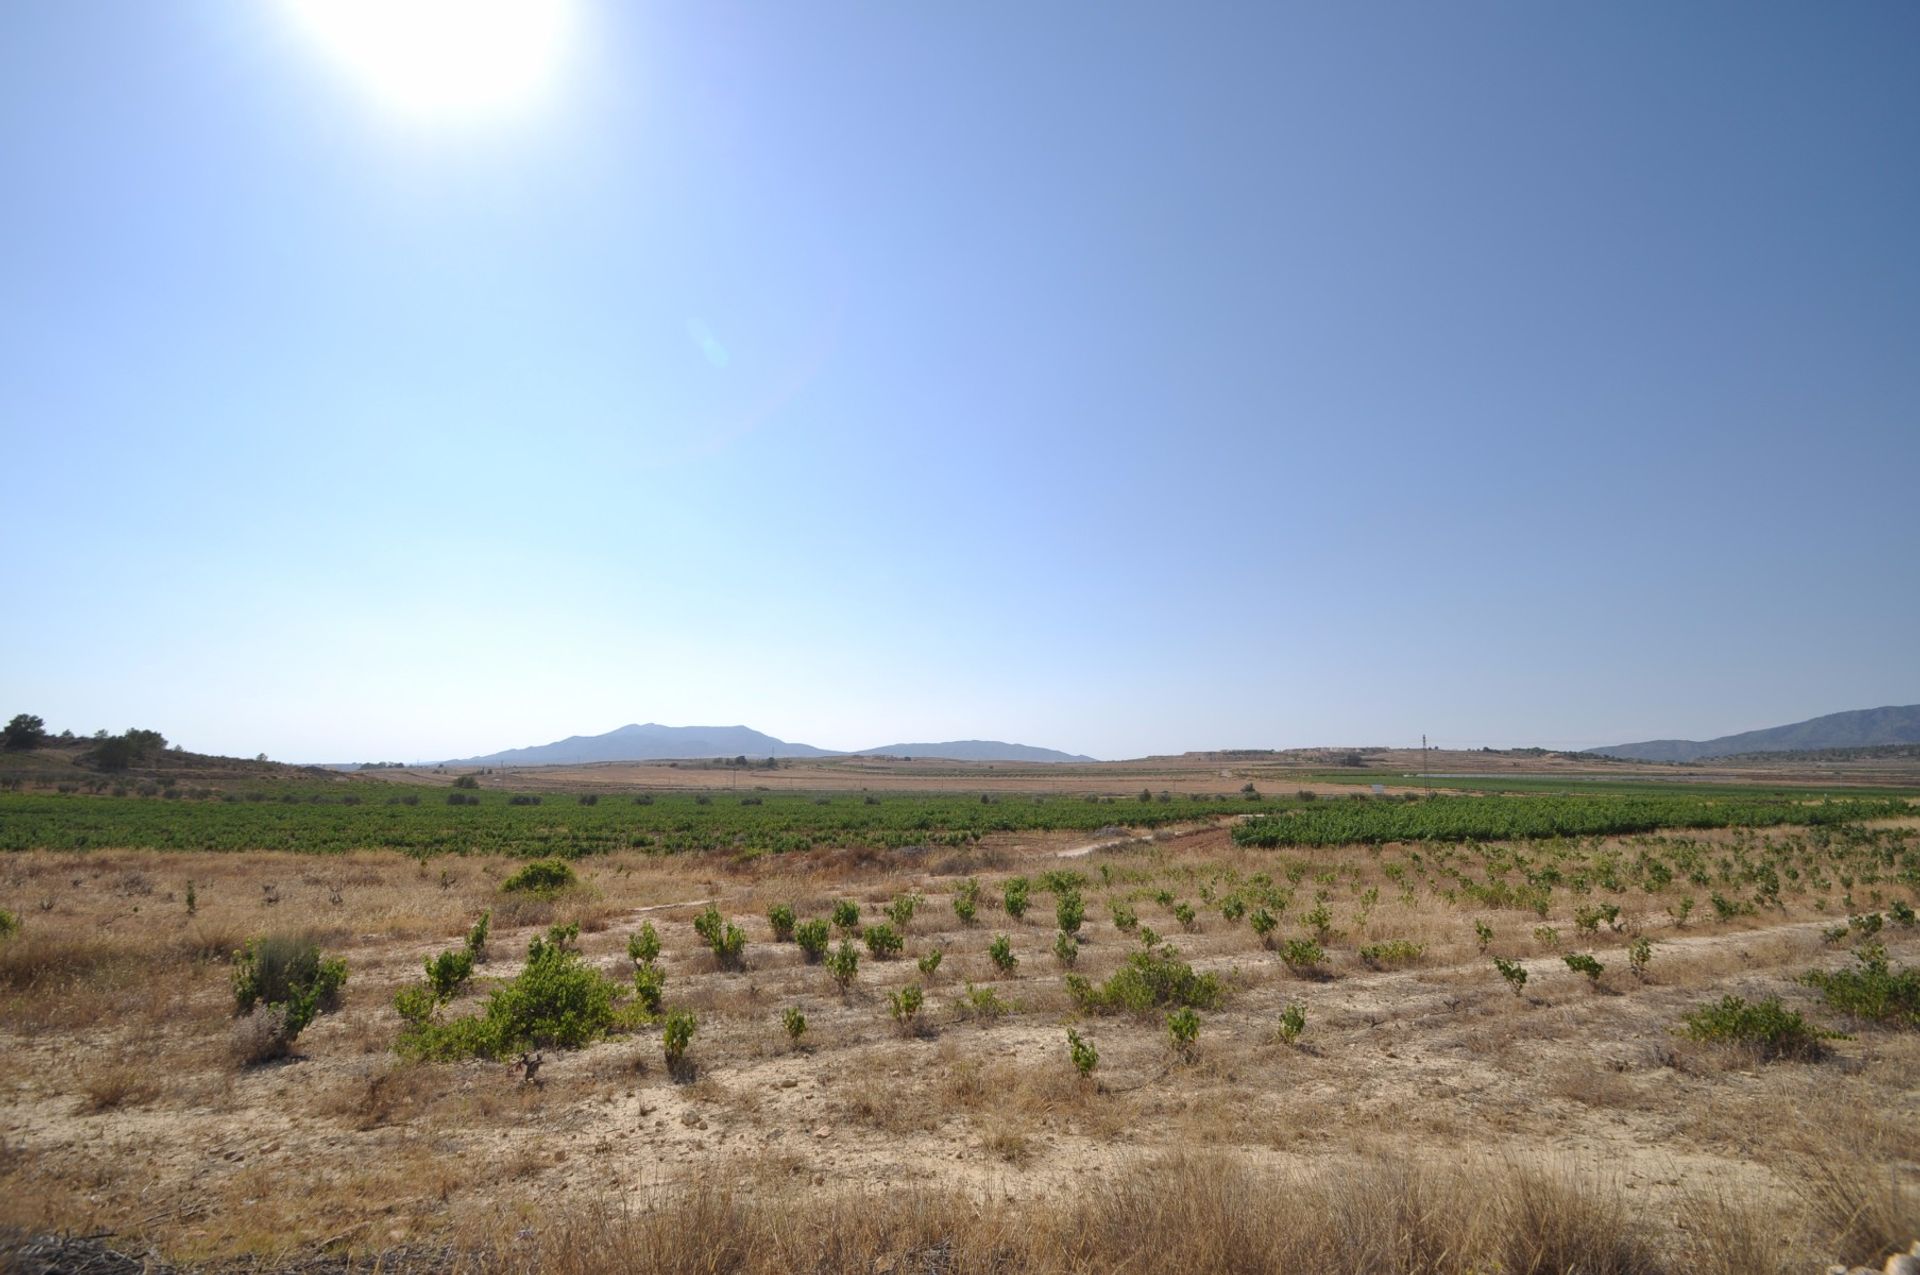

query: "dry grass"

left=1, top=831, right=1916, bottom=1270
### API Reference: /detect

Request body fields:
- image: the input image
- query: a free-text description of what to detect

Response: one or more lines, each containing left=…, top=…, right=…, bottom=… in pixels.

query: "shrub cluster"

left=500, top=859, right=576, bottom=896
left=1066, top=944, right=1223, bottom=1016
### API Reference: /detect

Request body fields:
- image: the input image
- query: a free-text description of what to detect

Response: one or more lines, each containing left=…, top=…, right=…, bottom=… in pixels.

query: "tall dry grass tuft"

left=454, top=1150, right=1690, bottom=1275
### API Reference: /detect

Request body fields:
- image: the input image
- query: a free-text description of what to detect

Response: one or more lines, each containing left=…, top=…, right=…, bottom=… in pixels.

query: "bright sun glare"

left=284, top=0, right=575, bottom=121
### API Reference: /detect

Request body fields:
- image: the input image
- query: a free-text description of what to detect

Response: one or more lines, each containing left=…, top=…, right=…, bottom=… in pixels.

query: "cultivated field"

left=2, top=774, right=1918, bottom=1273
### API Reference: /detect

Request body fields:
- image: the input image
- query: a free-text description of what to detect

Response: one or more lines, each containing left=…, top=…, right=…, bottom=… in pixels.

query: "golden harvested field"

left=2, top=810, right=1918, bottom=1273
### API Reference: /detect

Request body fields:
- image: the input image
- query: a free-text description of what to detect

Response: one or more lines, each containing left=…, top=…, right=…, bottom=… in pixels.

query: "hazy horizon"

left=6, top=2, right=1917, bottom=764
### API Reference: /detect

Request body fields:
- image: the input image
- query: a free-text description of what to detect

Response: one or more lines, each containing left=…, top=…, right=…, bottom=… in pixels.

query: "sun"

left=282, top=0, right=576, bottom=122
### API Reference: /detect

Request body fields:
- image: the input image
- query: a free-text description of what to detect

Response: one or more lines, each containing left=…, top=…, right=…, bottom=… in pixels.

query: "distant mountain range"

left=1586, top=704, right=1920, bottom=763
left=448, top=723, right=1095, bottom=766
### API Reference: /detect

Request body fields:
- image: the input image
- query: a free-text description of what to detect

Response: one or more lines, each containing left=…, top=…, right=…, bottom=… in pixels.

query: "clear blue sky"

left=4, top=2, right=1916, bottom=762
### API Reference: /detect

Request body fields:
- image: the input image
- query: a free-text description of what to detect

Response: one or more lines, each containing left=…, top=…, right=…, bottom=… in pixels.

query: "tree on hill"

left=85, top=728, right=169, bottom=772
left=3, top=714, right=47, bottom=751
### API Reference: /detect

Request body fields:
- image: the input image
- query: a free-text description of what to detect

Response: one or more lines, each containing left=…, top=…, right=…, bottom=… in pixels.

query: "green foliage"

left=888, top=983, right=925, bottom=1030
left=184, top=880, right=197, bottom=917
left=952, top=879, right=982, bottom=925
left=662, top=1008, right=697, bottom=1075
left=393, top=982, right=437, bottom=1027
left=399, top=930, right=617, bottom=1061
left=1003, top=876, right=1031, bottom=920
left=424, top=947, right=475, bottom=1001
left=1279, top=938, right=1326, bottom=974
left=957, top=982, right=1009, bottom=1021
left=500, top=859, right=576, bottom=896
left=1109, top=900, right=1139, bottom=933
left=0, top=907, right=18, bottom=940
left=795, top=918, right=831, bottom=962
left=465, top=909, right=491, bottom=961
left=1473, top=919, right=1494, bottom=952
left=767, top=904, right=796, bottom=942
left=1065, top=1028, right=1098, bottom=1078
left=987, top=933, right=1017, bottom=973
left=1358, top=940, right=1424, bottom=969
left=1038, top=869, right=1087, bottom=896
left=916, top=948, right=943, bottom=979
left=1219, top=894, right=1246, bottom=924
left=884, top=893, right=921, bottom=931
left=1249, top=908, right=1277, bottom=946
left=830, top=899, right=862, bottom=933
left=632, top=962, right=665, bottom=1016
left=232, top=934, right=348, bottom=1038
left=1171, top=901, right=1197, bottom=931
left=1682, top=995, right=1828, bottom=1059
left=1533, top=925, right=1559, bottom=949
left=452, top=774, right=480, bottom=790
left=1890, top=900, right=1917, bottom=926
left=1668, top=896, right=1695, bottom=927
left=863, top=922, right=904, bottom=959
left=693, top=907, right=747, bottom=969
left=1627, top=936, right=1654, bottom=979
left=1052, top=930, right=1079, bottom=968
left=1055, top=890, right=1085, bottom=936
left=1493, top=956, right=1528, bottom=997
left=782, top=1005, right=807, bottom=1046
left=1564, top=952, right=1605, bottom=983
left=1166, top=1007, right=1200, bottom=1058
left=1804, top=945, right=1920, bottom=1026
left=826, top=938, right=860, bottom=990
left=3, top=713, right=48, bottom=751
left=1277, top=1002, right=1306, bottom=1046
left=628, top=921, right=661, bottom=967
left=1068, top=943, right=1224, bottom=1016
left=1234, top=793, right=1912, bottom=848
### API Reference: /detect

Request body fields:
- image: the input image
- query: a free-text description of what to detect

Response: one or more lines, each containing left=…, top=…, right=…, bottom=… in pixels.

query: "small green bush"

left=795, top=918, right=830, bottom=962
left=501, top=859, right=576, bottom=896
left=393, top=982, right=437, bottom=1027
left=1628, top=936, right=1654, bottom=979
left=957, top=982, right=1008, bottom=1021
left=1889, top=900, right=1916, bottom=927
left=1052, top=930, right=1079, bottom=968
left=424, top=947, right=475, bottom=1001
left=888, top=983, right=925, bottom=1031
left=1474, top=920, right=1494, bottom=952
left=466, top=910, right=491, bottom=961
left=1279, top=938, right=1326, bottom=975
left=628, top=921, right=661, bottom=967
left=1682, top=995, right=1828, bottom=1059
left=953, top=879, right=982, bottom=925
left=632, top=962, right=665, bottom=1016
left=1110, top=900, right=1139, bottom=933
left=0, top=908, right=17, bottom=940
left=1003, top=877, right=1031, bottom=920
left=1804, top=945, right=1920, bottom=1027
left=767, top=904, right=796, bottom=942
left=826, top=939, right=860, bottom=991
left=1277, top=1002, right=1306, bottom=1046
left=693, top=907, right=747, bottom=970
left=885, top=893, right=921, bottom=931
left=1068, top=944, right=1223, bottom=1016
left=399, top=929, right=617, bottom=1061
left=1066, top=1028, right=1098, bottom=1078
left=1171, top=901, right=1197, bottom=932
left=1564, top=952, right=1604, bottom=984
left=863, top=922, right=904, bottom=959
left=1167, top=1007, right=1200, bottom=1059
left=988, top=933, right=1017, bottom=973
left=662, top=1008, right=697, bottom=1077
left=1358, top=940, right=1424, bottom=969
left=1056, top=891, right=1085, bottom=936
left=1249, top=908, right=1277, bottom=946
left=1493, top=956, right=1528, bottom=997
left=782, top=1005, right=808, bottom=1046
left=917, top=948, right=944, bottom=979
left=831, top=899, right=862, bottom=934
left=232, top=934, right=347, bottom=1038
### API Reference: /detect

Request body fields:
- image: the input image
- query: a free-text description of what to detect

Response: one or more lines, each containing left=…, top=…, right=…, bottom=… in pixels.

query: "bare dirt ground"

left=2, top=819, right=1916, bottom=1272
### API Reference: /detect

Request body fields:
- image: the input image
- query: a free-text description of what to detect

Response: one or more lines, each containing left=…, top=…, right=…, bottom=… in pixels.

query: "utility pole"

left=1423, top=734, right=1430, bottom=797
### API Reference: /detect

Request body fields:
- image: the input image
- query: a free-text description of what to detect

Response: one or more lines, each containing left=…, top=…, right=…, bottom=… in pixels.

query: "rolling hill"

left=1587, top=704, right=1920, bottom=763
left=449, top=723, right=1095, bottom=766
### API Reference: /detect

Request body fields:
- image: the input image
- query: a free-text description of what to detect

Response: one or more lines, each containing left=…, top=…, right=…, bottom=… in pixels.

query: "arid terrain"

left=3, top=767, right=1917, bottom=1272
